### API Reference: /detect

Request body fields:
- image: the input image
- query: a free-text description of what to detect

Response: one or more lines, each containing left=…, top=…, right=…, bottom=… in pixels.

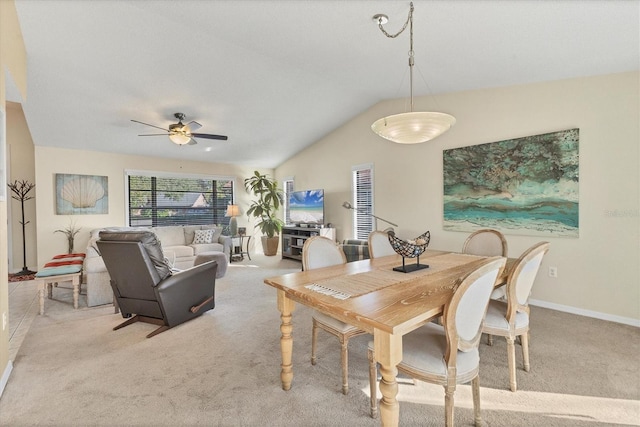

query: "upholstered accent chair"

left=367, top=230, right=396, bottom=258
left=482, top=241, right=550, bottom=392
left=340, top=239, right=370, bottom=262
left=97, top=230, right=218, bottom=338
left=368, top=257, right=506, bottom=426
left=303, top=236, right=368, bottom=395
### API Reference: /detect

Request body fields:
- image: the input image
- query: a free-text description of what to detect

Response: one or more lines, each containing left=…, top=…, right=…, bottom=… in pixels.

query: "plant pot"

left=261, top=236, right=280, bottom=256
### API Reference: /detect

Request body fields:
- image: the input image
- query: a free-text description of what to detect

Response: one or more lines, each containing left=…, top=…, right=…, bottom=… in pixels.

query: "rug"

left=8, top=272, right=37, bottom=282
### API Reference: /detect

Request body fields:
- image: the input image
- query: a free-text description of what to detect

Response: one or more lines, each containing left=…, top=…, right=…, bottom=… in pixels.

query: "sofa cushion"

left=163, top=245, right=195, bottom=259
left=153, top=226, right=185, bottom=247
left=191, top=243, right=225, bottom=255
left=182, top=225, right=200, bottom=245
left=193, top=229, right=214, bottom=244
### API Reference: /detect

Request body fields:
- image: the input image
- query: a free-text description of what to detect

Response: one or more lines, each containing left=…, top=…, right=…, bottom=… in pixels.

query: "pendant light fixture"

left=371, top=2, right=456, bottom=144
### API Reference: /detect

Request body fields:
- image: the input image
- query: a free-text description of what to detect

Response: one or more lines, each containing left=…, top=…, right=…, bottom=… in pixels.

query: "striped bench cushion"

left=35, top=253, right=85, bottom=278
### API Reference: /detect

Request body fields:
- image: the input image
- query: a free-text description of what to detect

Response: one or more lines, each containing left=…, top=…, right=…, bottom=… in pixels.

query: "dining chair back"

left=368, top=256, right=506, bottom=426
left=463, top=229, right=509, bottom=300
left=302, top=236, right=346, bottom=270
left=302, top=236, right=367, bottom=395
left=462, top=228, right=508, bottom=257
left=368, top=230, right=396, bottom=258
left=482, top=241, right=550, bottom=392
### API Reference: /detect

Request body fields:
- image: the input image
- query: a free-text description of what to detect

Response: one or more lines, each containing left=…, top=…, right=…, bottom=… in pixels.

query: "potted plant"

left=244, top=170, right=285, bottom=256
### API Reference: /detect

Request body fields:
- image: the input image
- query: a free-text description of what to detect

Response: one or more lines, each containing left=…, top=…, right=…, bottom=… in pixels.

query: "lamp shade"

left=226, top=204, right=240, bottom=217
left=169, top=132, right=191, bottom=145
left=371, top=111, right=456, bottom=144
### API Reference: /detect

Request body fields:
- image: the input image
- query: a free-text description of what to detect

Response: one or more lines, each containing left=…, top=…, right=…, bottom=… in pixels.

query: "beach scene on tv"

left=289, top=189, right=324, bottom=225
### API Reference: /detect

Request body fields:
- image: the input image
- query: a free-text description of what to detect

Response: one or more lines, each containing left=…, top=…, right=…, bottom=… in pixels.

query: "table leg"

left=374, top=329, right=402, bottom=427
left=277, top=290, right=296, bottom=391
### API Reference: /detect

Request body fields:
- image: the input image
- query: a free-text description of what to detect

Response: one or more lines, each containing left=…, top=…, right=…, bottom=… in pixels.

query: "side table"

left=230, top=234, right=252, bottom=262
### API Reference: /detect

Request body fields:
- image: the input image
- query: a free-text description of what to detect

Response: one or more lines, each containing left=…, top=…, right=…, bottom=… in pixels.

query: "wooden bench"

left=35, top=253, right=85, bottom=315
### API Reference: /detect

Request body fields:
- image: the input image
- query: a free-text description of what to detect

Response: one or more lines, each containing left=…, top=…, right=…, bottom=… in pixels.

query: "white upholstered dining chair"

left=302, top=236, right=368, bottom=395
left=462, top=228, right=508, bottom=258
left=462, top=229, right=509, bottom=300
left=368, top=230, right=396, bottom=258
left=367, top=256, right=506, bottom=426
left=482, top=241, right=550, bottom=392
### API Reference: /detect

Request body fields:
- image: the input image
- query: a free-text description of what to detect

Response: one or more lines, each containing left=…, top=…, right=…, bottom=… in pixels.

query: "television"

left=289, top=189, right=324, bottom=226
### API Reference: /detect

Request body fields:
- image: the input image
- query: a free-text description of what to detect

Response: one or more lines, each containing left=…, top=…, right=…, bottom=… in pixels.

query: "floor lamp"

left=341, top=201, right=398, bottom=229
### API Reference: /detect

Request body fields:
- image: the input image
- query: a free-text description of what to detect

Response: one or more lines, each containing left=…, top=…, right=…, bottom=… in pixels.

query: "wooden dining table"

left=263, top=249, right=513, bottom=427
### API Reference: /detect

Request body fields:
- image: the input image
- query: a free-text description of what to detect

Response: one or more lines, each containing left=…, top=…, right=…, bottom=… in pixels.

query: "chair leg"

left=521, top=332, right=530, bottom=372
left=507, top=337, right=517, bottom=392
left=146, top=325, right=169, bottom=338
left=487, top=333, right=493, bottom=346
left=340, top=337, right=349, bottom=395
left=444, top=385, right=455, bottom=427
left=311, top=319, right=318, bottom=365
left=471, top=375, right=482, bottom=426
left=113, top=314, right=142, bottom=331
left=368, top=348, right=378, bottom=418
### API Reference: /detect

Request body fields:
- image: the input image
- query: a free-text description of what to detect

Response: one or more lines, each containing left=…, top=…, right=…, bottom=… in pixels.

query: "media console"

left=281, top=226, right=336, bottom=261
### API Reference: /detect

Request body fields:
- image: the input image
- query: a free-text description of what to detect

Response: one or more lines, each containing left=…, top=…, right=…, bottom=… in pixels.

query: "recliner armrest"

left=155, top=261, right=218, bottom=327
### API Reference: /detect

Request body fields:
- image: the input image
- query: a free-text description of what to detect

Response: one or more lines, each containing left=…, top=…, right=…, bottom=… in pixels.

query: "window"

left=352, top=164, right=374, bottom=240
left=127, top=172, right=234, bottom=227
left=283, top=177, right=294, bottom=225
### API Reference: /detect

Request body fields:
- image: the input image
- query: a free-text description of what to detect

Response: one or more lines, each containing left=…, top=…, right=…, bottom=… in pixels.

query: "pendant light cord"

left=376, top=2, right=415, bottom=112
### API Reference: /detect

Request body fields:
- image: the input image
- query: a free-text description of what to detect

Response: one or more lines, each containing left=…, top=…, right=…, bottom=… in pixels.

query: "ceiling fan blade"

left=186, top=121, right=202, bottom=132
left=187, top=138, right=198, bottom=145
left=131, top=119, right=169, bottom=132
left=191, top=133, right=228, bottom=141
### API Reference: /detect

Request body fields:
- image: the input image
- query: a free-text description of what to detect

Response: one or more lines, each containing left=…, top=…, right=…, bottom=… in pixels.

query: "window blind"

left=128, top=174, right=234, bottom=227
left=352, top=165, right=374, bottom=240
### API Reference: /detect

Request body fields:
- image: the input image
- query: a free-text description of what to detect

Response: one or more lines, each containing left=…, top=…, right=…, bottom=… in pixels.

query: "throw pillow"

left=202, top=225, right=222, bottom=242
left=193, top=229, right=214, bottom=244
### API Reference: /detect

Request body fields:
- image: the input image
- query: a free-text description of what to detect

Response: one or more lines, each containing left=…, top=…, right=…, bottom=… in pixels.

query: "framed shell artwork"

left=55, top=174, right=108, bottom=215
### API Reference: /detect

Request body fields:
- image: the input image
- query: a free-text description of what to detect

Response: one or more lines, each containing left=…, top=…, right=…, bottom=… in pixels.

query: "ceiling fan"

left=131, top=112, right=228, bottom=146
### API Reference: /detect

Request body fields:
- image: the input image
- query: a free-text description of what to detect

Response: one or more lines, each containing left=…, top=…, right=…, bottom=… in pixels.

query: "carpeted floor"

left=1, top=254, right=638, bottom=426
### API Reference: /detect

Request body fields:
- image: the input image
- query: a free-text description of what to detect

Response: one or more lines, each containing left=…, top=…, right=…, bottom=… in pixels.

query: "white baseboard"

left=530, top=299, right=640, bottom=327
left=0, top=360, right=13, bottom=399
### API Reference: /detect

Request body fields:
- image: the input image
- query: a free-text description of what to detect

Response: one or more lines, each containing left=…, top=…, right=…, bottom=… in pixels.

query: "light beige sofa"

left=84, top=225, right=231, bottom=307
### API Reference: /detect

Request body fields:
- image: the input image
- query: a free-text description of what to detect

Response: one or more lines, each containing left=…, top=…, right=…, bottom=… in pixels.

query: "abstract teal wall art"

left=443, top=129, right=579, bottom=237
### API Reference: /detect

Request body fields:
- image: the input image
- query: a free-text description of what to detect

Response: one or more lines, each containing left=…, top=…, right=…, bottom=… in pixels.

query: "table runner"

left=305, top=252, right=483, bottom=299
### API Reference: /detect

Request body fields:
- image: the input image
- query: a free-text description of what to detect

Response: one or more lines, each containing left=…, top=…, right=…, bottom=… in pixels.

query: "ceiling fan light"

left=169, top=132, right=191, bottom=145
left=371, top=111, right=456, bottom=144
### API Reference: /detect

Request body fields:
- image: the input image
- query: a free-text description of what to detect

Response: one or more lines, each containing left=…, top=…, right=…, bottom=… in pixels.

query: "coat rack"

left=8, top=179, right=36, bottom=276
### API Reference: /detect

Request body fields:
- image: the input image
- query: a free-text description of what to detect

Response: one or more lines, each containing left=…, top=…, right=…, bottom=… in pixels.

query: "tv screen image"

left=289, top=189, right=324, bottom=225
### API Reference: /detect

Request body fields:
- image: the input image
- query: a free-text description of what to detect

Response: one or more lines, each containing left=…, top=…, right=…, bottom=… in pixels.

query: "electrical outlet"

left=2, top=312, right=6, bottom=331
left=549, top=266, right=558, bottom=278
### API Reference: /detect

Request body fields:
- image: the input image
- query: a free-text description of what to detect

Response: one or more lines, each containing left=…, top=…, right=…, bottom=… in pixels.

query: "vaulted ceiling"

left=10, top=1, right=639, bottom=168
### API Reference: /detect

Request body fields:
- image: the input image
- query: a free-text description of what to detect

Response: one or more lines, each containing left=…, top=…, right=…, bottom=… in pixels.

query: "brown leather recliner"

left=97, top=230, right=217, bottom=338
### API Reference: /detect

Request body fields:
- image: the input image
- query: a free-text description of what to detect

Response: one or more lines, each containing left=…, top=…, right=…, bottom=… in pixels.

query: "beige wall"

left=34, top=147, right=271, bottom=264
left=7, top=103, right=37, bottom=273
left=276, top=71, right=640, bottom=325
